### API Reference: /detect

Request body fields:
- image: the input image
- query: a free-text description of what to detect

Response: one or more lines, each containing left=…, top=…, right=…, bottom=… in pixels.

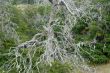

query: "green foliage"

left=47, top=61, right=72, bottom=73
left=9, top=5, right=38, bottom=42
left=73, top=0, right=110, bottom=65
left=37, top=5, right=51, bottom=15
left=81, top=43, right=110, bottom=64
left=2, top=39, right=15, bottom=49
left=72, top=18, right=88, bottom=34
left=0, top=39, right=16, bottom=68
left=91, top=55, right=109, bottom=64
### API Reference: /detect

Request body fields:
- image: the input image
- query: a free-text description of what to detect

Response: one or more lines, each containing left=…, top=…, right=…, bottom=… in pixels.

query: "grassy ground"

left=95, top=62, right=110, bottom=73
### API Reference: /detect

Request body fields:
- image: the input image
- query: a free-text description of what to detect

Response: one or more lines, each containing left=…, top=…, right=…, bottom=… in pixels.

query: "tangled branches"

left=0, top=0, right=99, bottom=73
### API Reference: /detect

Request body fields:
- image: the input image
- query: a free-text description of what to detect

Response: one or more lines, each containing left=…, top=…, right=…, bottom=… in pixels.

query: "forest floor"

left=95, top=63, right=110, bottom=73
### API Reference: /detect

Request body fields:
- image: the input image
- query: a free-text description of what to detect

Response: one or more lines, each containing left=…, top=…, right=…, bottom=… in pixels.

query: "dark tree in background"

left=11, top=0, right=35, bottom=4
left=27, top=0, right=34, bottom=4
